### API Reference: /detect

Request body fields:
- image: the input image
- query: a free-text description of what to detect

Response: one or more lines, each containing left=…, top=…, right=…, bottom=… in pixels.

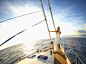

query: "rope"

left=0, top=8, right=49, bottom=23
left=0, top=6, right=61, bottom=24
left=0, top=29, right=26, bottom=46
left=0, top=5, right=61, bottom=24
left=65, top=42, right=84, bottom=64
left=43, top=0, right=48, bottom=5
left=31, top=19, right=45, bottom=27
left=0, top=19, right=45, bottom=46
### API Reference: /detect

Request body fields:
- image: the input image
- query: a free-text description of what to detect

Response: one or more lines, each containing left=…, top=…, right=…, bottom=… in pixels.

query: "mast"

left=47, top=0, right=56, bottom=35
left=40, top=0, right=52, bottom=42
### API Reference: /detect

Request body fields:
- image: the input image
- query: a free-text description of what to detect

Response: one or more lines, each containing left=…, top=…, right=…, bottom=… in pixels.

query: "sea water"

left=61, top=38, right=86, bottom=64
left=0, top=37, right=86, bottom=64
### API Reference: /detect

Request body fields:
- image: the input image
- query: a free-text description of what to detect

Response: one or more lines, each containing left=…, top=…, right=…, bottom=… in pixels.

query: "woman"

left=49, top=26, right=61, bottom=35
left=50, top=26, right=61, bottom=53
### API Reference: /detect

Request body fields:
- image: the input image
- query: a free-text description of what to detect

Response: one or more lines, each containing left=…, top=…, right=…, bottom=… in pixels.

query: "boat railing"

left=60, top=44, right=72, bottom=64
left=66, top=43, right=84, bottom=64
left=15, top=44, right=53, bottom=63
left=35, top=44, right=54, bottom=64
left=15, top=48, right=36, bottom=63
left=61, top=42, right=84, bottom=64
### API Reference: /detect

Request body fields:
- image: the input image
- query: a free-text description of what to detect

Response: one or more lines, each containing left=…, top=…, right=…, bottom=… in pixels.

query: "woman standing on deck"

left=49, top=26, right=61, bottom=53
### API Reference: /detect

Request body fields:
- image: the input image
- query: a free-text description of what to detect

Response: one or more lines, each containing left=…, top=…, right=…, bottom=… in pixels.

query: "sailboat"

left=0, top=0, right=76, bottom=64
left=0, top=0, right=85, bottom=63
left=14, top=0, right=72, bottom=64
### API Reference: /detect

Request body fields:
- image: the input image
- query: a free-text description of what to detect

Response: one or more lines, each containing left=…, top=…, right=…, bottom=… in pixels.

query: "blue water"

left=0, top=37, right=86, bottom=64
left=61, top=38, right=86, bottom=64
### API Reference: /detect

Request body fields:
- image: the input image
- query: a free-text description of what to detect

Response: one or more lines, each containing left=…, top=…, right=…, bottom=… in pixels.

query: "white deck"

left=16, top=50, right=54, bottom=64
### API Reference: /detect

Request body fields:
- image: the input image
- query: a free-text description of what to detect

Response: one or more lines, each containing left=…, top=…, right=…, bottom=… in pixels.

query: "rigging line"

left=0, top=6, right=60, bottom=24
left=0, top=19, right=45, bottom=46
left=65, top=42, right=84, bottom=64
left=0, top=8, right=49, bottom=23
left=43, top=0, right=48, bottom=5
left=31, top=19, right=45, bottom=27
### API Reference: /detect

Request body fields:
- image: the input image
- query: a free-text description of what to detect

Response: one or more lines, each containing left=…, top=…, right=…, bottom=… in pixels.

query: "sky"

left=0, top=0, right=86, bottom=49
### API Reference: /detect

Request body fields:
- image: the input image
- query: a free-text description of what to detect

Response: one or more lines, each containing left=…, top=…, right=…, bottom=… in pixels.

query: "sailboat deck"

left=53, top=48, right=67, bottom=64
left=16, top=46, right=70, bottom=64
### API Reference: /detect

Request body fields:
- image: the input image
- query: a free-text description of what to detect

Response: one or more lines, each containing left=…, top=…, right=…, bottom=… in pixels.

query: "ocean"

left=0, top=37, right=86, bottom=64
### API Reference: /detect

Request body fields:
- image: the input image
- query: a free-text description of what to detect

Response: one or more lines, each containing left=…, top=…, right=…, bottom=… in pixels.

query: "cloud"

left=49, top=3, right=86, bottom=37
left=0, top=0, right=42, bottom=22
left=2, top=1, right=40, bottom=15
left=71, top=24, right=86, bottom=36
left=84, top=24, right=86, bottom=29
left=0, top=0, right=45, bottom=27
left=51, top=4, right=85, bottom=28
left=0, top=0, right=86, bottom=39
left=73, top=30, right=86, bottom=35
left=66, top=22, right=69, bottom=24
left=61, top=24, right=86, bottom=38
left=0, top=0, right=47, bottom=46
left=78, top=30, right=86, bottom=33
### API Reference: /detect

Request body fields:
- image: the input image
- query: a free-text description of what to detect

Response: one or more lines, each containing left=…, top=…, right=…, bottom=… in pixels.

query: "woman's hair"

left=57, top=26, right=60, bottom=32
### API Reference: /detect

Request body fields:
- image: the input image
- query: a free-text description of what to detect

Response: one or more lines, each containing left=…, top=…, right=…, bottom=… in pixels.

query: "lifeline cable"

left=0, top=8, right=49, bottom=23
left=0, top=6, right=59, bottom=23
left=0, top=19, right=45, bottom=46
left=43, top=0, right=48, bottom=5
left=65, top=41, right=84, bottom=64
left=0, top=10, right=42, bottom=23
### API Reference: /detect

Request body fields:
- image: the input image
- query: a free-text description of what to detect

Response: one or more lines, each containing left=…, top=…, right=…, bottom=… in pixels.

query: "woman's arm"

left=49, top=31, right=57, bottom=32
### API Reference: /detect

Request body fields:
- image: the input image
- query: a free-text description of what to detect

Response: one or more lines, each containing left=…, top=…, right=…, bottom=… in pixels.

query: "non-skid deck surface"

left=53, top=48, right=67, bottom=64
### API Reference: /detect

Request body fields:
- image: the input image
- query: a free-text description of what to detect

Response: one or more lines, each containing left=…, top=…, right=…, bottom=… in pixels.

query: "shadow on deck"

left=54, top=48, right=67, bottom=64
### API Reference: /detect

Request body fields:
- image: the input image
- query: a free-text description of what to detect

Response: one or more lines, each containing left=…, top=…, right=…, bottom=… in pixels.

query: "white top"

left=54, top=32, right=60, bottom=52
